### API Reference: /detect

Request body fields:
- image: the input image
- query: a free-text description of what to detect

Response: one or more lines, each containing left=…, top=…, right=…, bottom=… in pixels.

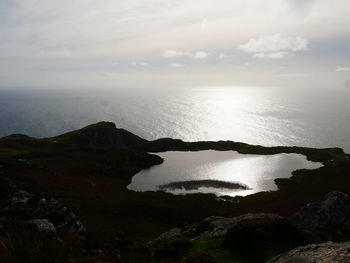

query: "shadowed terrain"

left=1, top=121, right=350, bottom=262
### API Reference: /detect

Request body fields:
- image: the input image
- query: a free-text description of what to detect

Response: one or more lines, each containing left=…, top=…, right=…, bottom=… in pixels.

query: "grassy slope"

left=0, top=122, right=349, bottom=245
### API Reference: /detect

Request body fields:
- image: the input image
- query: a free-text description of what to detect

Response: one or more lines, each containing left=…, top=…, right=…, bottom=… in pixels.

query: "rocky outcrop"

left=152, top=212, right=307, bottom=263
left=289, top=191, right=350, bottom=235
left=0, top=187, right=85, bottom=237
left=195, top=213, right=283, bottom=239
left=155, top=227, right=183, bottom=241
left=153, top=213, right=284, bottom=242
left=267, top=241, right=350, bottom=263
left=29, top=219, right=56, bottom=233
left=52, top=121, right=147, bottom=149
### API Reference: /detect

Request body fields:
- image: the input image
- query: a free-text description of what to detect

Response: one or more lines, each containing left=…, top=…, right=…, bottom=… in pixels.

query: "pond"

left=127, top=150, right=323, bottom=197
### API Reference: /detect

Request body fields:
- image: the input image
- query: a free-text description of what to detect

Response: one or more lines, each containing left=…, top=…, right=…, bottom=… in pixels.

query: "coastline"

left=0, top=121, right=349, bottom=242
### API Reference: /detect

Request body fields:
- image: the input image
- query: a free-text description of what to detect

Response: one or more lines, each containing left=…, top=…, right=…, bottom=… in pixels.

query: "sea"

left=0, top=86, right=349, bottom=152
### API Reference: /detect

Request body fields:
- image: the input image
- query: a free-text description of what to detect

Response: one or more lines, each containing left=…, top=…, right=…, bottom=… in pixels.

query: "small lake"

left=127, top=150, right=323, bottom=197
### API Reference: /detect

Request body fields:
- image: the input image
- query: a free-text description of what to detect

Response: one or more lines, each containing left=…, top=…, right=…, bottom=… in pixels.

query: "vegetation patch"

left=158, top=180, right=250, bottom=191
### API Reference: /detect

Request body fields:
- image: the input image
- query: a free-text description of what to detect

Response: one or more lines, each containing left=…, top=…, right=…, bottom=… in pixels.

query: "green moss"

left=188, top=217, right=312, bottom=263
left=153, top=237, right=192, bottom=261
left=184, top=251, right=218, bottom=263
left=222, top=218, right=308, bottom=262
left=192, top=236, right=238, bottom=263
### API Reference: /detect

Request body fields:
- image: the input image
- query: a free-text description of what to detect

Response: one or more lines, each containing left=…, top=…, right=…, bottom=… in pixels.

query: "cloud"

left=1, top=0, right=350, bottom=88
left=170, top=63, right=186, bottom=68
left=162, top=50, right=208, bottom=59
left=336, top=67, right=350, bottom=72
left=278, top=73, right=311, bottom=77
left=253, top=52, right=288, bottom=59
left=219, top=53, right=228, bottom=58
left=39, top=50, right=72, bottom=58
left=139, top=62, right=150, bottom=66
left=192, top=51, right=208, bottom=59
left=201, top=19, right=208, bottom=29
left=162, top=50, right=184, bottom=58
left=286, top=0, right=317, bottom=15
left=239, top=34, right=308, bottom=59
left=131, top=61, right=150, bottom=67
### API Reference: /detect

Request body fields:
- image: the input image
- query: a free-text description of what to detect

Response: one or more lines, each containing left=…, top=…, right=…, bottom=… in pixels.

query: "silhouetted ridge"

left=53, top=121, right=147, bottom=148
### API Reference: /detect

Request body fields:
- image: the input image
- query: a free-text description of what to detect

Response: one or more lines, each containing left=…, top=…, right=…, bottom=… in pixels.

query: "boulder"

left=0, top=189, right=86, bottom=237
left=155, top=228, right=182, bottom=241
left=289, top=191, right=350, bottom=234
left=0, top=175, right=16, bottom=199
left=152, top=213, right=306, bottom=262
left=153, top=213, right=284, bottom=242
left=195, top=213, right=283, bottom=238
left=267, top=241, right=350, bottom=263
left=29, top=219, right=56, bottom=233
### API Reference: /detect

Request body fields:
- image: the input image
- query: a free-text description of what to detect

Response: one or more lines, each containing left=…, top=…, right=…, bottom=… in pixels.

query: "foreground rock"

left=290, top=191, right=350, bottom=237
left=152, top=192, right=350, bottom=262
left=0, top=181, right=86, bottom=237
left=28, top=219, right=57, bottom=233
left=267, top=241, right=350, bottom=263
left=153, top=213, right=284, bottom=242
left=195, top=213, right=283, bottom=239
left=151, top=212, right=307, bottom=263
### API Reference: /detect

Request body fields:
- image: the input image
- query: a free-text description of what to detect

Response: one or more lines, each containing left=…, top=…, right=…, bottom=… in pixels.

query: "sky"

left=0, top=0, right=350, bottom=89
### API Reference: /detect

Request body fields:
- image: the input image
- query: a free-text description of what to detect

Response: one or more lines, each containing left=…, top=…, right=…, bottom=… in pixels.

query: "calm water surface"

left=127, top=150, right=323, bottom=196
left=0, top=87, right=349, bottom=151
left=1, top=87, right=344, bottom=196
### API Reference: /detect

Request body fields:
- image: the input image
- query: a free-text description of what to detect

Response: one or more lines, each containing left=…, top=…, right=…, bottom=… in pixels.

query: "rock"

left=267, top=241, right=350, bottom=263
left=0, top=189, right=86, bottom=237
left=17, top=158, right=32, bottom=167
left=195, top=213, right=283, bottom=239
left=29, top=219, right=56, bottom=233
left=152, top=213, right=306, bottom=262
left=156, top=228, right=182, bottom=240
left=0, top=175, right=16, bottom=199
left=149, top=226, right=197, bottom=246
left=289, top=191, right=350, bottom=234
left=0, top=190, right=32, bottom=208
left=153, top=213, right=284, bottom=243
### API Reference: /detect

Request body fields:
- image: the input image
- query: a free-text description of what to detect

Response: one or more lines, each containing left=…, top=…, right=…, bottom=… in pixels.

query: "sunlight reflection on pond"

left=127, top=150, right=323, bottom=197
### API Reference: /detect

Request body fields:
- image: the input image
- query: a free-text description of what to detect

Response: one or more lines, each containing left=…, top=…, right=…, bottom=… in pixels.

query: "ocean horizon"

left=1, top=86, right=350, bottom=152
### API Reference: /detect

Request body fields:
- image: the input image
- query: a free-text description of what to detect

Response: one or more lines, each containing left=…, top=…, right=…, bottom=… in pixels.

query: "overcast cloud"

left=0, top=0, right=349, bottom=88
left=238, top=34, right=308, bottom=59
